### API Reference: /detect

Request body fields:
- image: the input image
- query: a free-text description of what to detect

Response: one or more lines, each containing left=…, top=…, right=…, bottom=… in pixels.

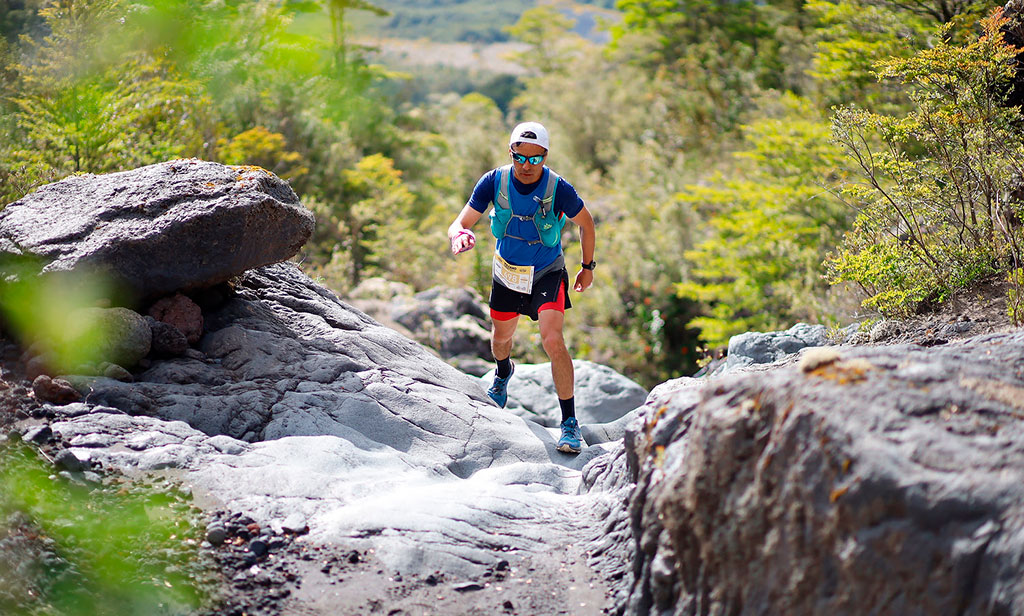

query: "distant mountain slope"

left=352, top=0, right=619, bottom=44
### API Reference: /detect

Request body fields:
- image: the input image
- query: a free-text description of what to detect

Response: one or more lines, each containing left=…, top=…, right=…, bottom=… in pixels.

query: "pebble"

left=206, top=525, right=228, bottom=546
left=54, top=449, right=86, bottom=472
left=281, top=512, right=308, bottom=534
left=249, top=539, right=269, bottom=557
left=101, top=363, right=133, bottom=382
left=32, top=375, right=83, bottom=405
left=22, top=425, right=53, bottom=444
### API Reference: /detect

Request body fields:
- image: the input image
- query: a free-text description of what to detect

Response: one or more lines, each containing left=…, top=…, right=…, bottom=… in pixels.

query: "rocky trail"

left=3, top=159, right=1024, bottom=616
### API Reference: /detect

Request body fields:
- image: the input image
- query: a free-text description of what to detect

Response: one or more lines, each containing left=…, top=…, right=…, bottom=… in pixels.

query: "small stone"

left=148, top=293, right=204, bottom=345
left=281, top=513, right=308, bottom=534
left=54, top=449, right=86, bottom=472
left=270, top=587, right=290, bottom=599
left=503, top=600, right=515, bottom=611
left=453, top=582, right=484, bottom=592
left=207, top=525, right=228, bottom=546
left=22, top=425, right=53, bottom=444
left=869, top=320, right=902, bottom=343
left=53, top=402, right=91, bottom=418
left=32, top=375, right=83, bottom=405
left=146, top=316, right=189, bottom=357
left=101, top=363, right=133, bottom=382
left=249, top=539, right=269, bottom=557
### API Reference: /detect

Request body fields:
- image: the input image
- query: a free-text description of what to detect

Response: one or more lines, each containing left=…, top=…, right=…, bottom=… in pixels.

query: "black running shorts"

left=489, top=268, right=571, bottom=322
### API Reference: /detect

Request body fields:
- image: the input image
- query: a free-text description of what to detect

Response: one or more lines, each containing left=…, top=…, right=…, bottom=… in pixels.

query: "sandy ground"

left=274, top=540, right=609, bottom=616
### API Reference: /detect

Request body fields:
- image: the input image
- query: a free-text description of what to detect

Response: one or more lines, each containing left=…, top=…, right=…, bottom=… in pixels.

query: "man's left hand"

left=574, top=268, right=593, bottom=292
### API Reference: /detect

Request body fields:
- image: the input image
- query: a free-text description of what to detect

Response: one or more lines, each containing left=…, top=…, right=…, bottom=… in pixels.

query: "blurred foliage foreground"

left=0, top=260, right=213, bottom=614
left=0, top=439, right=213, bottom=616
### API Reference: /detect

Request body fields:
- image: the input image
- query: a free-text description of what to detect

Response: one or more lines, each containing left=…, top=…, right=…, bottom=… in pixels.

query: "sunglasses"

left=510, top=151, right=545, bottom=165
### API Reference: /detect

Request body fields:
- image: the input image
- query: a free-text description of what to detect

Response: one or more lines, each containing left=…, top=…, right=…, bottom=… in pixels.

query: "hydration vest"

left=489, top=165, right=566, bottom=248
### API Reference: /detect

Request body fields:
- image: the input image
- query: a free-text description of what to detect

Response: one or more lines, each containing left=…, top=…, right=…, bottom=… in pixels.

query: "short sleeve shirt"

left=467, top=167, right=585, bottom=269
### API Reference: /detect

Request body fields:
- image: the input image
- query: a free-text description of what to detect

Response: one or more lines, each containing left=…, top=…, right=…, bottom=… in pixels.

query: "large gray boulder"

left=482, top=359, right=649, bottom=428
left=725, top=322, right=828, bottom=370
left=0, top=159, right=314, bottom=300
left=586, top=334, right=1024, bottom=615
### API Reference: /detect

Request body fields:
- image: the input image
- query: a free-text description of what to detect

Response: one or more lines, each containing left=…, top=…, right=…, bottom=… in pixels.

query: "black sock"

left=496, top=357, right=512, bottom=378
left=559, top=397, right=575, bottom=423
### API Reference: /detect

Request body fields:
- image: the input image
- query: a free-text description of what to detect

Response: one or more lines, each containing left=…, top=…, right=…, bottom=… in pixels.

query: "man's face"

left=510, top=142, right=547, bottom=184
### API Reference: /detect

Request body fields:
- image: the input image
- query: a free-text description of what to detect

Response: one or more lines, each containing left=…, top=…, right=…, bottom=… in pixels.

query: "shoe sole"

left=557, top=443, right=581, bottom=454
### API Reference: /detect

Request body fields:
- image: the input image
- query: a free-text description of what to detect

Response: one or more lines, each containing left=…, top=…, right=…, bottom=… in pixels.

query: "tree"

left=2, top=0, right=209, bottom=200
left=307, top=154, right=420, bottom=290
left=807, top=0, right=994, bottom=109
left=679, top=94, right=853, bottom=346
left=217, top=126, right=308, bottom=182
left=825, top=9, right=1024, bottom=317
left=321, top=0, right=388, bottom=68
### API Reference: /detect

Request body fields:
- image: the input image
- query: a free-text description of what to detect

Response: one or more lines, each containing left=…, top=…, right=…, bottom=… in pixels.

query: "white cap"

left=509, top=122, right=549, bottom=150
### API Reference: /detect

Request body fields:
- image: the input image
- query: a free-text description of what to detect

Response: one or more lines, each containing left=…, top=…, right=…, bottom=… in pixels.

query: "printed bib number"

left=493, top=254, right=534, bottom=294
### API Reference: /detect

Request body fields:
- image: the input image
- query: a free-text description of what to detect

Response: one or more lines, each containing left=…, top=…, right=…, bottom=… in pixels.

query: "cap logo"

left=520, top=131, right=537, bottom=139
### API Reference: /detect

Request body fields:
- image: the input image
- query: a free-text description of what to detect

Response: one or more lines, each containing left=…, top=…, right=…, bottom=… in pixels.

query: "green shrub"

left=825, top=9, right=1024, bottom=318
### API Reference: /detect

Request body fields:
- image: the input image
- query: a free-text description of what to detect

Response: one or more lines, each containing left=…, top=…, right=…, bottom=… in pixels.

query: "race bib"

left=493, top=253, right=534, bottom=294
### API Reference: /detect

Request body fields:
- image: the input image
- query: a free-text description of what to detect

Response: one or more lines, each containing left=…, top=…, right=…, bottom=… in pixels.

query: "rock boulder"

left=0, top=159, right=314, bottom=300
left=725, top=322, right=828, bottom=370
left=588, top=334, right=1024, bottom=615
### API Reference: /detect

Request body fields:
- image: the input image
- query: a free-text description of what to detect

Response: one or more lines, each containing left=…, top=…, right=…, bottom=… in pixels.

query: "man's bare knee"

left=494, top=330, right=515, bottom=346
left=541, top=332, right=566, bottom=356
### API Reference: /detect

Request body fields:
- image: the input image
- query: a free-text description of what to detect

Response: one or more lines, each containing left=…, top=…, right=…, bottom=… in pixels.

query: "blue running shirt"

left=467, top=167, right=585, bottom=269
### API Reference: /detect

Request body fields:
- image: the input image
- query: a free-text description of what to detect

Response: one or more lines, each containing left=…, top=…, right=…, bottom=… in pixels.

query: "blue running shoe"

left=557, top=417, right=582, bottom=454
left=487, top=361, right=514, bottom=408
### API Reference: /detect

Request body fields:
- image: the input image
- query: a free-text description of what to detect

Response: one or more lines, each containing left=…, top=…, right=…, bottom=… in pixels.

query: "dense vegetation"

left=1, top=0, right=1020, bottom=389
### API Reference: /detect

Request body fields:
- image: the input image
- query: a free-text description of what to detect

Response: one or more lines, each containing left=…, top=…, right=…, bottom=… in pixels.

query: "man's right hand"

left=450, top=229, right=476, bottom=255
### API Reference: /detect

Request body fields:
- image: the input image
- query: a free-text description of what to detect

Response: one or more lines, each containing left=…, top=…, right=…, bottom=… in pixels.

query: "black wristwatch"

left=581, top=260, right=597, bottom=271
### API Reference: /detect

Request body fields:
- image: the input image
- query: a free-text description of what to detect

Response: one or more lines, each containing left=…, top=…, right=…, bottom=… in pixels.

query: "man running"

left=447, top=121, right=596, bottom=454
